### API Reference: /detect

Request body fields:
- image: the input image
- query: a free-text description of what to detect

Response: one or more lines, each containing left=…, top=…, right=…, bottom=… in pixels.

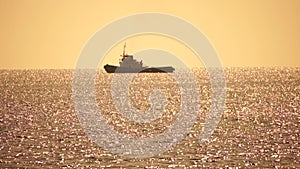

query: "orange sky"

left=0, top=0, right=300, bottom=69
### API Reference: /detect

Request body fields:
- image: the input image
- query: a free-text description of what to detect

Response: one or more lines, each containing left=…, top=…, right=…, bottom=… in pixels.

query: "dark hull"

left=104, top=64, right=174, bottom=73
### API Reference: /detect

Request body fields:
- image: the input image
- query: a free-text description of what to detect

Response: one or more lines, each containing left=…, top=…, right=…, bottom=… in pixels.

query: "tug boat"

left=104, top=43, right=174, bottom=73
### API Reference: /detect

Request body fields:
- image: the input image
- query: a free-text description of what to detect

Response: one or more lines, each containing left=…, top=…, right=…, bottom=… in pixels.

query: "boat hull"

left=104, top=64, right=174, bottom=73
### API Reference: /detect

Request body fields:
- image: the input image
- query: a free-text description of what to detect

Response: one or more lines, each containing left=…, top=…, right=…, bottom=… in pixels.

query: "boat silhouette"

left=104, top=43, right=175, bottom=73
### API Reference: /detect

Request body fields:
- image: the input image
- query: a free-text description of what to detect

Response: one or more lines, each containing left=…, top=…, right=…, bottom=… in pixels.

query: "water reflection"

left=0, top=68, right=299, bottom=168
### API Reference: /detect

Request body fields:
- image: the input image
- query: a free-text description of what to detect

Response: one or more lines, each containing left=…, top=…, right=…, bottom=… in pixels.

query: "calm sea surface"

left=0, top=68, right=299, bottom=168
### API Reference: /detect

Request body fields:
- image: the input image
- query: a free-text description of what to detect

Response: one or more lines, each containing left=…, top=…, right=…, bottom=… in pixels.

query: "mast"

left=122, top=43, right=126, bottom=57
left=120, top=43, right=126, bottom=65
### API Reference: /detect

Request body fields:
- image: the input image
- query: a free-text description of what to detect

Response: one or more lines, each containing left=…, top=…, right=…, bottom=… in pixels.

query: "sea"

left=0, top=68, right=299, bottom=168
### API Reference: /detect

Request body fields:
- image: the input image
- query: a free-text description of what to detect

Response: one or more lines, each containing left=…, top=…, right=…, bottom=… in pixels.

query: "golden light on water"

left=0, top=68, right=299, bottom=167
left=0, top=1, right=299, bottom=168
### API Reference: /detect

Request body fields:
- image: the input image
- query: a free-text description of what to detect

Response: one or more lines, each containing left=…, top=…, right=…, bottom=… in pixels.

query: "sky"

left=0, top=0, right=300, bottom=69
